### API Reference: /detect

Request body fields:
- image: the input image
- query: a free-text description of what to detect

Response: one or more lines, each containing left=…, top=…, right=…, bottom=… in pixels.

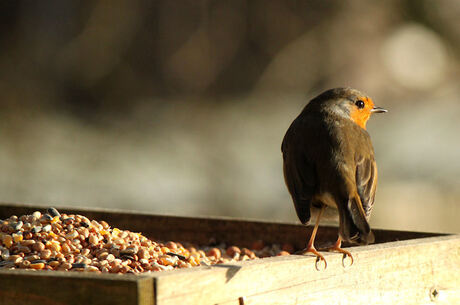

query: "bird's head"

left=310, top=88, right=387, bottom=130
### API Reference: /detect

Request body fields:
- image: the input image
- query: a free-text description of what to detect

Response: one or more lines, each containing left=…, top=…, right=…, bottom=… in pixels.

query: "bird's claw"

left=298, top=247, right=328, bottom=271
left=326, top=246, right=354, bottom=268
left=341, top=252, right=354, bottom=268
left=315, top=255, right=327, bottom=271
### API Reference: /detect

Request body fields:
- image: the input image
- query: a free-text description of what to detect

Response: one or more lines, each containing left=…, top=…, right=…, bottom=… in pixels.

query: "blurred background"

left=0, top=0, right=459, bottom=233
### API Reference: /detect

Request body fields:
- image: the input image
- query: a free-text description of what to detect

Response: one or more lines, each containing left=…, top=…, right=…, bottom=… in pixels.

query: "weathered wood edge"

left=152, top=234, right=460, bottom=305
left=1, top=201, right=301, bottom=226
left=0, top=269, right=154, bottom=305
left=0, top=201, right=449, bottom=235
left=151, top=233, right=460, bottom=280
left=0, top=202, right=444, bottom=249
left=1, top=234, right=458, bottom=305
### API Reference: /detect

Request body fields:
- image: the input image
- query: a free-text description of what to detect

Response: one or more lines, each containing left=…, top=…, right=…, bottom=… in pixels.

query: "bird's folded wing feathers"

left=282, top=131, right=316, bottom=225
left=355, top=156, right=377, bottom=218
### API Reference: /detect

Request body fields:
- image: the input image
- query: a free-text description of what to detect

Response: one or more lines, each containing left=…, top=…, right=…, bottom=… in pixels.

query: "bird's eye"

left=355, top=100, right=365, bottom=109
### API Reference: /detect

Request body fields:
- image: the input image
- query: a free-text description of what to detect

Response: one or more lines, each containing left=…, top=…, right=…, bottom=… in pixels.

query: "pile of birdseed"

left=0, top=208, right=293, bottom=274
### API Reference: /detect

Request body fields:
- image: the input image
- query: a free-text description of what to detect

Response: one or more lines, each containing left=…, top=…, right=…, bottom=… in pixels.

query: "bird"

left=281, top=87, right=387, bottom=268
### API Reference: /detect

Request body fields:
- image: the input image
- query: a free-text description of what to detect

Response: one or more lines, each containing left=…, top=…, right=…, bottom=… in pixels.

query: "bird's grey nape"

left=324, top=98, right=352, bottom=120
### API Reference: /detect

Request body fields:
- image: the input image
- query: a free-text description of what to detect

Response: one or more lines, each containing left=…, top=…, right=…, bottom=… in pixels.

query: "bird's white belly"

left=314, top=192, right=337, bottom=209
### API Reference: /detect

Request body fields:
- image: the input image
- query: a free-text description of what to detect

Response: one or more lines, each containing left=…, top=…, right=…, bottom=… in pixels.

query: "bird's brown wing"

left=355, top=155, right=377, bottom=219
left=282, top=122, right=316, bottom=225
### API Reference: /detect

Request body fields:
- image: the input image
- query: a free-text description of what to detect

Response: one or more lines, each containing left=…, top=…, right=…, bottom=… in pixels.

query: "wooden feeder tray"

left=0, top=203, right=458, bottom=305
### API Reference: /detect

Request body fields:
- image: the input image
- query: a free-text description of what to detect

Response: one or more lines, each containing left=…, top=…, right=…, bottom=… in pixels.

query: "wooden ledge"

left=0, top=203, right=458, bottom=305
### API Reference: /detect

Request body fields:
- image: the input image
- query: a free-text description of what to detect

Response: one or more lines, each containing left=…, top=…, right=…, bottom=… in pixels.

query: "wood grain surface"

left=1, top=203, right=458, bottom=305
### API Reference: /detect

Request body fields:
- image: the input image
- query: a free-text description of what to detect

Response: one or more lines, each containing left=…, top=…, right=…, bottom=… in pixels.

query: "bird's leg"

left=299, top=206, right=327, bottom=270
left=326, top=237, right=354, bottom=267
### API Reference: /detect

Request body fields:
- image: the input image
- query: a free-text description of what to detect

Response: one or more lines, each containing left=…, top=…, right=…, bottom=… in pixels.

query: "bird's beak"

left=371, top=106, right=387, bottom=114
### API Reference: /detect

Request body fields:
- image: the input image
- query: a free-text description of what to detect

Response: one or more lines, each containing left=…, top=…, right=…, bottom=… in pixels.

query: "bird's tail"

left=339, top=195, right=374, bottom=245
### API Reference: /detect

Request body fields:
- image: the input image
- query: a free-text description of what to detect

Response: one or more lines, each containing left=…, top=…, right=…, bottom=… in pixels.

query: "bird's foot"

left=298, top=246, right=327, bottom=270
left=325, top=245, right=354, bottom=268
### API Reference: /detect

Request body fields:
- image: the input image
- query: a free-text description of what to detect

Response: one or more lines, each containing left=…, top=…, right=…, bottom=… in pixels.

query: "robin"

left=281, top=87, right=387, bottom=268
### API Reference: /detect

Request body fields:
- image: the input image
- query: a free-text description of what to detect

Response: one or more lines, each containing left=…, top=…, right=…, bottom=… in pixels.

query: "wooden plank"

left=0, top=202, right=441, bottom=250
left=0, top=270, right=154, bottom=305
left=1, top=202, right=456, bottom=305
left=0, top=202, right=326, bottom=249
left=154, top=235, right=460, bottom=305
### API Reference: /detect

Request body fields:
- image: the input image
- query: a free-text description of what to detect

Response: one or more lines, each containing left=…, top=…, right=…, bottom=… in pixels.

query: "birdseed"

left=0, top=208, right=294, bottom=274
